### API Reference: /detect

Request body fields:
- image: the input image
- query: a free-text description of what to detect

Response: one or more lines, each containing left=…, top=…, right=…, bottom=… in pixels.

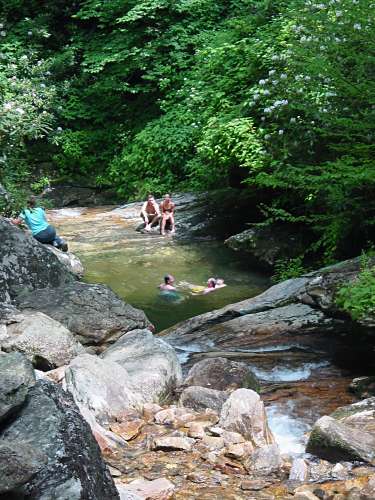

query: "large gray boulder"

left=179, top=386, right=228, bottom=413
left=101, top=329, right=182, bottom=403
left=0, top=351, right=36, bottom=423
left=218, top=388, right=275, bottom=448
left=306, top=415, right=375, bottom=464
left=0, top=217, right=74, bottom=303
left=64, top=354, right=144, bottom=425
left=16, top=282, right=152, bottom=348
left=0, top=441, right=47, bottom=495
left=1, top=311, right=84, bottom=369
left=183, top=357, right=259, bottom=392
left=0, top=380, right=119, bottom=499
left=45, top=245, right=84, bottom=278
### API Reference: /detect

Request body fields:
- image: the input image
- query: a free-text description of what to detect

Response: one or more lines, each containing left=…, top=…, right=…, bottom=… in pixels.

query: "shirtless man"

left=141, top=194, right=161, bottom=232
left=160, top=193, right=175, bottom=236
left=159, top=274, right=176, bottom=291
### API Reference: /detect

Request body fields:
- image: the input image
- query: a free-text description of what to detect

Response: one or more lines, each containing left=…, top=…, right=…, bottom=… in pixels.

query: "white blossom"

left=290, top=117, right=296, bottom=123
left=0, top=24, right=3, bottom=29
left=263, top=89, right=270, bottom=96
left=265, top=134, right=271, bottom=140
left=278, top=129, right=284, bottom=135
left=280, top=73, right=287, bottom=80
left=27, top=31, right=32, bottom=36
left=268, top=69, right=276, bottom=76
left=3, top=102, right=13, bottom=111
left=353, top=23, right=362, bottom=30
left=0, top=31, right=6, bottom=37
left=15, top=107, right=24, bottom=114
left=57, top=126, right=63, bottom=132
left=335, top=10, right=342, bottom=16
left=259, top=79, right=266, bottom=85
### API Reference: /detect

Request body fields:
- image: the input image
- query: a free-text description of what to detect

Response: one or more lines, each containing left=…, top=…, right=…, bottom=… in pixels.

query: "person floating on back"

left=160, top=193, right=175, bottom=236
left=140, top=194, right=161, bottom=232
left=11, top=196, right=68, bottom=252
left=189, top=277, right=226, bottom=295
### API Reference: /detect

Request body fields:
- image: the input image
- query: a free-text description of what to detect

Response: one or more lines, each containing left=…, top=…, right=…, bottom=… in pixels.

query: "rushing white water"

left=49, top=207, right=86, bottom=218
left=174, top=341, right=215, bottom=364
left=251, top=361, right=329, bottom=382
left=266, top=403, right=310, bottom=454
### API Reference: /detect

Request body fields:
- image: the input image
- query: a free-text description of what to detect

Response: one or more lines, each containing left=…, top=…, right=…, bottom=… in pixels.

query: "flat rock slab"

left=16, top=282, right=152, bottom=348
left=0, top=380, right=119, bottom=499
left=110, top=419, right=145, bottom=441
left=118, top=477, right=175, bottom=500
left=0, top=351, right=35, bottom=423
left=152, top=435, right=195, bottom=451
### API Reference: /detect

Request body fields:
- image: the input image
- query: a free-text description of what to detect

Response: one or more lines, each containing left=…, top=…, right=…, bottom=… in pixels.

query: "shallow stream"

left=50, top=205, right=355, bottom=456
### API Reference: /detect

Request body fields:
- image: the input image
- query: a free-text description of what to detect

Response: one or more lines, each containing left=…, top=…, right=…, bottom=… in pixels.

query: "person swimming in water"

left=159, top=274, right=176, bottom=291
left=203, top=277, right=226, bottom=294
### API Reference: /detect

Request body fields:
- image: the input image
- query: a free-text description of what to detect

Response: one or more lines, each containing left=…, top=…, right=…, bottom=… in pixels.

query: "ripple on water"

left=251, top=361, right=330, bottom=382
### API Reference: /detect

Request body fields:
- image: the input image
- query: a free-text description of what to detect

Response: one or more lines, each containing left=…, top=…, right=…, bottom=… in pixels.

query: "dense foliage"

left=0, top=0, right=374, bottom=259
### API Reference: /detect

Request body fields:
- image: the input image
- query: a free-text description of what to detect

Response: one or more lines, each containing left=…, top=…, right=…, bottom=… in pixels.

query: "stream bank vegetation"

left=1, top=0, right=374, bottom=284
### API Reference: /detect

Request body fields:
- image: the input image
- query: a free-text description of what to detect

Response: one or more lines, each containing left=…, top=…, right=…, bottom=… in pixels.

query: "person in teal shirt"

left=11, top=196, right=68, bottom=251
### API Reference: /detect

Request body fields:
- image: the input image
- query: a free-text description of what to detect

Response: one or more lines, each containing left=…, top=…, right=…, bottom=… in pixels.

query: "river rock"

left=218, top=388, right=275, bottom=447
left=0, top=351, right=36, bottom=423
left=1, top=311, right=84, bottom=369
left=0, top=217, right=74, bottom=303
left=0, top=380, right=119, bottom=499
left=64, top=354, right=144, bottom=426
left=45, top=245, right=85, bottom=277
left=16, top=282, right=152, bottom=348
left=152, top=435, right=194, bottom=451
left=0, top=441, right=47, bottom=494
left=289, top=458, right=309, bottom=482
left=349, top=377, right=375, bottom=399
left=225, top=224, right=306, bottom=269
left=179, top=386, right=228, bottom=413
left=118, top=477, right=175, bottom=500
left=183, top=357, right=259, bottom=391
left=306, top=415, right=375, bottom=464
left=244, top=444, right=281, bottom=475
left=331, top=397, right=375, bottom=434
left=101, top=329, right=182, bottom=403
left=42, top=184, right=119, bottom=207
left=225, top=441, right=254, bottom=459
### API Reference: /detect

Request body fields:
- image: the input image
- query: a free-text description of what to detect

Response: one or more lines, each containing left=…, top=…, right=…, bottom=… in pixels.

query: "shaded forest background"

left=0, top=0, right=374, bottom=262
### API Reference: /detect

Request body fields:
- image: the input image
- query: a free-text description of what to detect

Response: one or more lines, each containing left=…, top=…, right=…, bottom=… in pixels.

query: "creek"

left=50, top=205, right=356, bottom=457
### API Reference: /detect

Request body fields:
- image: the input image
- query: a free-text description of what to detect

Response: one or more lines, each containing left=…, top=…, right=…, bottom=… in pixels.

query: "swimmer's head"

left=207, top=278, right=216, bottom=288
left=164, top=274, right=175, bottom=284
left=216, top=278, right=224, bottom=286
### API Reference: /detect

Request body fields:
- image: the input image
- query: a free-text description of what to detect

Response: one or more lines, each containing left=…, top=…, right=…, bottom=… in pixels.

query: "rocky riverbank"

left=1, top=209, right=375, bottom=499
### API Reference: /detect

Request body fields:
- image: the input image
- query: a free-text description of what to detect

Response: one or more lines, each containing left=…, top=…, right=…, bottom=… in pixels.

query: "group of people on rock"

left=141, top=193, right=175, bottom=236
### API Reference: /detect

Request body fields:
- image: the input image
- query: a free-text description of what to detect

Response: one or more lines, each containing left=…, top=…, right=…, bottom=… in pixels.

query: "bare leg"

left=170, top=214, right=175, bottom=233
left=149, top=214, right=161, bottom=228
left=161, top=214, right=168, bottom=235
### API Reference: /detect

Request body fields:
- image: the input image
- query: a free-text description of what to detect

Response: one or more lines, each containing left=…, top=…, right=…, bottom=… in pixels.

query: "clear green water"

left=81, top=241, right=269, bottom=332
left=51, top=207, right=269, bottom=332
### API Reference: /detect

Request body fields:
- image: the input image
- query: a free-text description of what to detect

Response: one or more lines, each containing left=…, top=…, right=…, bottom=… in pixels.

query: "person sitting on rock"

left=160, top=193, right=175, bottom=236
left=140, top=194, right=161, bottom=232
left=159, top=274, right=176, bottom=291
left=11, top=196, right=68, bottom=252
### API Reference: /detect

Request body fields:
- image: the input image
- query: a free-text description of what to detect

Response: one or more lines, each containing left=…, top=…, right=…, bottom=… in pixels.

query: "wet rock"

left=349, top=377, right=375, bottom=399
left=42, top=184, right=119, bottom=207
left=1, top=311, right=84, bottom=369
left=0, top=217, right=74, bottom=303
left=289, top=458, right=309, bottom=482
left=0, top=380, right=119, bottom=499
left=45, top=245, right=84, bottom=278
left=101, top=329, right=182, bottom=403
left=0, top=441, right=47, bottom=494
left=17, top=282, right=152, bottom=348
left=241, top=479, right=270, bottom=491
left=118, top=477, right=175, bottom=500
left=225, top=224, right=306, bottom=269
left=244, top=444, right=281, bottom=475
left=183, top=357, right=259, bottom=392
left=306, top=415, right=375, bottom=464
left=110, top=419, right=145, bottom=441
left=0, top=351, right=35, bottom=423
left=179, top=386, right=228, bottom=413
left=152, top=435, right=194, bottom=451
left=218, top=389, right=275, bottom=447
left=64, top=354, right=143, bottom=426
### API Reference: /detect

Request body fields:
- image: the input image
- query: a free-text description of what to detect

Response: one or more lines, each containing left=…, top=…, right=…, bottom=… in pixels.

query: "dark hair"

left=164, top=275, right=170, bottom=284
left=208, top=278, right=216, bottom=288
left=27, top=196, right=37, bottom=209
